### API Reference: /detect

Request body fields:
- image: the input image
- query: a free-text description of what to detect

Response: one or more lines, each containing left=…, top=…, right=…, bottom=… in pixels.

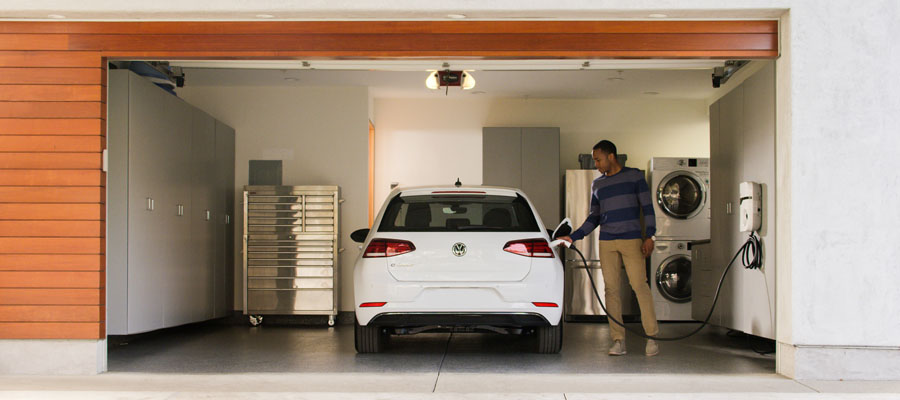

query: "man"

left=558, top=140, right=660, bottom=356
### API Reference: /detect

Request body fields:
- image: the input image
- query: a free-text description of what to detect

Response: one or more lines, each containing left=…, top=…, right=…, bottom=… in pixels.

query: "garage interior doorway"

left=104, top=57, right=778, bottom=379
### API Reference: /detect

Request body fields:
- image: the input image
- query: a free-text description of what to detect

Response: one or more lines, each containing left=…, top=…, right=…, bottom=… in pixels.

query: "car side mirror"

left=551, top=218, right=572, bottom=240
left=350, top=228, right=370, bottom=243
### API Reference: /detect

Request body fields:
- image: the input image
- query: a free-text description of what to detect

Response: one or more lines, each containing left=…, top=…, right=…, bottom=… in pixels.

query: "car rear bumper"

left=367, top=312, right=552, bottom=327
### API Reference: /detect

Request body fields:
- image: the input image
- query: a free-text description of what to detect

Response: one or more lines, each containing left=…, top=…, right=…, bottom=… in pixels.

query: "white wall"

left=374, top=97, right=710, bottom=212
left=177, top=84, right=369, bottom=313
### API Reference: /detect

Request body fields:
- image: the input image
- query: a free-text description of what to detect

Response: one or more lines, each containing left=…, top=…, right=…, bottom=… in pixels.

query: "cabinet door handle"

left=147, top=197, right=155, bottom=211
left=177, top=204, right=184, bottom=216
left=225, top=214, right=230, bottom=224
left=206, top=210, right=211, bottom=221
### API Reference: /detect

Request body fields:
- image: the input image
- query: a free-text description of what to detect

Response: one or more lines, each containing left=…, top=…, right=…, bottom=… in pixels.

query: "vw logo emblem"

left=451, top=242, right=467, bottom=257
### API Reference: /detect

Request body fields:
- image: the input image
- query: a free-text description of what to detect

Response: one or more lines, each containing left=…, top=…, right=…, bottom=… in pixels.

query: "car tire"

left=536, top=324, right=563, bottom=354
left=355, top=321, right=386, bottom=353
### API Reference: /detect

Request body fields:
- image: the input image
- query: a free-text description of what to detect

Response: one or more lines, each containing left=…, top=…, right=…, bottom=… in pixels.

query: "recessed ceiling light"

left=47, top=14, right=66, bottom=19
left=255, top=14, right=276, bottom=19
left=643, top=91, right=660, bottom=95
left=446, top=14, right=467, bottom=19
left=648, top=13, right=668, bottom=18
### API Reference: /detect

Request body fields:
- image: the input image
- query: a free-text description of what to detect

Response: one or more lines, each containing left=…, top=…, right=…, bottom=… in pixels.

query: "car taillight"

left=532, top=302, right=559, bottom=307
left=363, top=239, right=415, bottom=258
left=503, top=239, right=554, bottom=258
left=359, top=302, right=387, bottom=307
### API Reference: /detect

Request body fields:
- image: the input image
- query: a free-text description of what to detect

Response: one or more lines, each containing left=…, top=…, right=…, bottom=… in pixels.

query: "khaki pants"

left=599, top=238, right=659, bottom=342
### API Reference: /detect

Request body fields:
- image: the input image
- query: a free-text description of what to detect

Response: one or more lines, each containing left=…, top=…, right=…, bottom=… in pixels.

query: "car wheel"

left=536, top=324, right=563, bottom=354
left=355, top=321, right=386, bottom=353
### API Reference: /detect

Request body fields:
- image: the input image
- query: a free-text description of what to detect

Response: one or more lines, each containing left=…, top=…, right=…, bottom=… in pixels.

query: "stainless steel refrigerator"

left=564, top=169, right=639, bottom=320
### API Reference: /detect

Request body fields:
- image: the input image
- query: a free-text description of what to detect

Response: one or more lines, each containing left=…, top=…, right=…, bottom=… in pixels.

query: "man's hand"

left=641, top=238, right=654, bottom=258
left=557, top=236, right=573, bottom=244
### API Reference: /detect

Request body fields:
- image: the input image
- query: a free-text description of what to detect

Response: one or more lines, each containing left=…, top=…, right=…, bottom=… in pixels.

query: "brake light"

left=503, top=239, right=555, bottom=258
left=532, top=302, right=559, bottom=307
left=359, top=302, right=387, bottom=307
left=363, top=239, right=415, bottom=258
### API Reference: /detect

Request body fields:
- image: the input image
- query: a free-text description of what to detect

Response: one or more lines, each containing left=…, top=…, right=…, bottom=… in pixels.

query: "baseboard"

left=0, top=339, right=106, bottom=375
left=778, top=342, right=900, bottom=380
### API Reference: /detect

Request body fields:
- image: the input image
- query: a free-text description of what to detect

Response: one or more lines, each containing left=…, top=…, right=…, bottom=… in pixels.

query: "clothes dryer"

left=650, top=240, right=693, bottom=321
left=650, top=157, right=710, bottom=240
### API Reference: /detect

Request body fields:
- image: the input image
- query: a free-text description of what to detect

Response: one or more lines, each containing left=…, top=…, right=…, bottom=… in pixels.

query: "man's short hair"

left=593, top=140, right=617, bottom=157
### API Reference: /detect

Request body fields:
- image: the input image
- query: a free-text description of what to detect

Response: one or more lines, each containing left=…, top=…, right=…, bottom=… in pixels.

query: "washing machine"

left=650, top=157, right=710, bottom=240
left=650, top=240, right=693, bottom=321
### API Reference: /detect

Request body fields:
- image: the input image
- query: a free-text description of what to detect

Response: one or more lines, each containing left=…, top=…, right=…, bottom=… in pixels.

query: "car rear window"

left=378, top=194, right=540, bottom=232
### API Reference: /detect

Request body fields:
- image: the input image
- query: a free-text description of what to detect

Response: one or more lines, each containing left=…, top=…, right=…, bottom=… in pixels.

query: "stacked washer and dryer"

left=649, top=157, right=710, bottom=321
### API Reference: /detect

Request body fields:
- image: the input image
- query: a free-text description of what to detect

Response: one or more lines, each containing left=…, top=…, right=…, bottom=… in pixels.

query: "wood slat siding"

left=0, top=19, right=778, bottom=341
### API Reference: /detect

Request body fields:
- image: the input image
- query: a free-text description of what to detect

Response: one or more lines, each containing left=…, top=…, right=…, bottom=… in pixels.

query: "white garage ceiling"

left=172, top=60, right=731, bottom=100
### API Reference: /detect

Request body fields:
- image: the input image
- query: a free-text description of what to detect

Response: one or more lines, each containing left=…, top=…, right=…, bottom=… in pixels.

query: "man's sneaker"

left=608, top=340, right=626, bottom=356
left=645, top=339, right=659, bottom=356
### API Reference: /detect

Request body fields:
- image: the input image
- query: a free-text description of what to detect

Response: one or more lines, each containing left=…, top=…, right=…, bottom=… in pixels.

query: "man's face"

left=592, top=149, right=613, bottom=174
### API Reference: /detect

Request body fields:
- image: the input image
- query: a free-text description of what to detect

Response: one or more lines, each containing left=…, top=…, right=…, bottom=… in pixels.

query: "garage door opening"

left=104, top=57, right=778, bottom=376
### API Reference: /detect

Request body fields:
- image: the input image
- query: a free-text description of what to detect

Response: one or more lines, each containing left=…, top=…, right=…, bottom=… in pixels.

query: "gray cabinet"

left=108, top=70, right=236, bottom=335
left=483, top=127, right=561, bottom=227
left=700, top=62, right=776, bottom=339
left=215, top=121, right=236, bottom=318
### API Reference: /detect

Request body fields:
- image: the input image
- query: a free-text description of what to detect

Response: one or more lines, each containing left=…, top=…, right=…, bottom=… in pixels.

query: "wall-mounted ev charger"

left=739, top=181, right=762, bottom=233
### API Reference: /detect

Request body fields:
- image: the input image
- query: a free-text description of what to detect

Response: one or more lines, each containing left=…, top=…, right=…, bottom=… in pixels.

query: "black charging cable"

left=569, top=231, right=762, bottom=341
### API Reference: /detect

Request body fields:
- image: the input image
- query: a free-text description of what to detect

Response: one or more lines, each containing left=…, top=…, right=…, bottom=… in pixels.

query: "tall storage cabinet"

left=108, top=70, right=236, bottom=335
left=482, top=127, right=561, bottom=228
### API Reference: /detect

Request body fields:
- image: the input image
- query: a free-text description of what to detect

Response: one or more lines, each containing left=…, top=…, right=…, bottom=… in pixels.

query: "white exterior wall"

left=2, top=0, right=899, bottom=380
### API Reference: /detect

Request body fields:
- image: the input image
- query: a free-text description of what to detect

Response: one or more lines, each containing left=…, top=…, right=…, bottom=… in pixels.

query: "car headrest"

left=483, top=208, right=512, bottom=228
left=405, top=203, right=431, bottom=228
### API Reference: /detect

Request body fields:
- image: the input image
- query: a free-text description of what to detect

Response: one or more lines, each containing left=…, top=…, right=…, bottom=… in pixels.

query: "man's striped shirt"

left=569, top=167, right=656, bottom=241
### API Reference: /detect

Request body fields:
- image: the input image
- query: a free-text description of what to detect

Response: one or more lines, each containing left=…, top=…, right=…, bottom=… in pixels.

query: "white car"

left=350, top=185, right=564, bottom=353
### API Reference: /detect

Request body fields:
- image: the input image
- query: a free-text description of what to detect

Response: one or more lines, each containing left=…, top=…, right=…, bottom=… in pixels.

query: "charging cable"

left=557, top=231, right=762, bottom=341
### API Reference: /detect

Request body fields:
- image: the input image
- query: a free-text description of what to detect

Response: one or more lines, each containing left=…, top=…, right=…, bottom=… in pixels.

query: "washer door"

left=657, top=171, right=705, bottom=219
left=656, top=255, right=692, bottom=303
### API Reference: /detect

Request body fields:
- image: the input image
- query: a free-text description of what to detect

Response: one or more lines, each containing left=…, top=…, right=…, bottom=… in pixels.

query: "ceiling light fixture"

left=255, top=14, right=276, bottom=19
left=446, top=14, right=467, bottom=19
left=47, top=14, right=66, bottom=19
left=426, top=69, right=476, bottom=95
left=648, top=13, right=668, bottom=18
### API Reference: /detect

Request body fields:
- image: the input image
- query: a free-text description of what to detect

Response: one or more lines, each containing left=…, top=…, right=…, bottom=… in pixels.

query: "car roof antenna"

left=455, top=178, right=462, bottom=188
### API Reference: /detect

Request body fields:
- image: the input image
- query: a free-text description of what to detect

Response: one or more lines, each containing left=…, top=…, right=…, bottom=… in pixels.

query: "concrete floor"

left=2, top=322, right=899, bottom=399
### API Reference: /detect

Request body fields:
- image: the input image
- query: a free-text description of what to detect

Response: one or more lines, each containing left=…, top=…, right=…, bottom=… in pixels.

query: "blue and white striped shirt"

left=569, top=167, right=656, bottom=241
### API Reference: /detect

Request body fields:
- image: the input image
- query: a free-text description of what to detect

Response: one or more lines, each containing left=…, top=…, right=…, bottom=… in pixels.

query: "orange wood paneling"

left=0, top=322, right=103, bottom=339
left=0, top=102, right=102, bottom=118
left=69, top=33, right=777, bottom=53
left=0, top=204, right=103, bottom=220
left=0, top=118, right=101, bottom=135
left=0, top=68, right=103, bottom=85
left=0, top=238, right=103, bottom=255
left=0, top=20, right=778, bottom=34
left=0, top=51, right=102, bottom=68
left=0, top=288, right=101, bottom=305
left=0, top=85, right=103, bottom=102
left=0, top=170, right=103, bottom=186
left=0, top=254, right=104, bottom=271
left=0, top=35, right=69, bottom=51
left=0, top=153, right=101, bottom=169
left=0, top=136, right=102, bottom=152
left=0, top=221, right=102, bottom=237
left=0, top=187, right=102, bottom=203
left=0, top=271, right=102, bottom=288
left=0, top=305, right=103, bottom=322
